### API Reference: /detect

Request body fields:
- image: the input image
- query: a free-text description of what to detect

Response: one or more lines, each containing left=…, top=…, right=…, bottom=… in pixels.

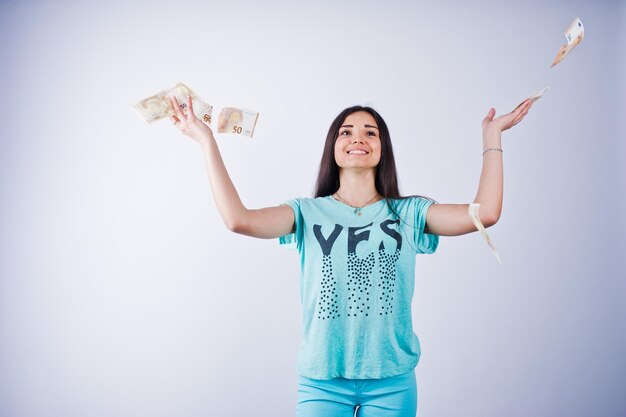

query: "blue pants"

left=296, top=369, right=417, bottom=417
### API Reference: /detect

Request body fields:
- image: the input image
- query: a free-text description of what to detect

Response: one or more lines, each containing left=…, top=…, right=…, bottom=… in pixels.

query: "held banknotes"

left=134, top=82, right=213, bottom=125
left=551, top=17, right=584, bottom=67
left=468, top=203, right=502, bottom=264
left=217, top=107, right=259, bottom=138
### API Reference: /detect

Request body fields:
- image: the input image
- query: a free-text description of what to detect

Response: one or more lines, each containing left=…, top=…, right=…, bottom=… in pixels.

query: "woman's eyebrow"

left=340, top=124, right=379, bottom=129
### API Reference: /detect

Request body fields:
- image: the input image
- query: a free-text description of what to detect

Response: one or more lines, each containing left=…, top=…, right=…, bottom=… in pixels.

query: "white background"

left=1, top=0, right=624, bottom=416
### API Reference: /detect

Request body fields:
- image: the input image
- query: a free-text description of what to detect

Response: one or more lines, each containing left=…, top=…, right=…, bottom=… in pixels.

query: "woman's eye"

left=340, top=130, right=350, bottom=136
left=367, top=131, right=377, bottom=136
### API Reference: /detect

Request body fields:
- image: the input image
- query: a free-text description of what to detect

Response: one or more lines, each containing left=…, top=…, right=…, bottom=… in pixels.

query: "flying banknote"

left=469, top=203, right=502, bottom=264
left=551, top=17, right=584, bottom=67
left=217, top=107, right=260, bottom=138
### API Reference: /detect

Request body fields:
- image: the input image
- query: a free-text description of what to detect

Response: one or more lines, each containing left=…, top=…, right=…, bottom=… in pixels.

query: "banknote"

left=217, top=107, right=259, bottom=137
left=468, top=203, right=502, bottom=264
left=517, top=86, right=549, bottom=108
left=133, top=82, right=213, bottom=125
left=551, top=17, right=584, bottom=67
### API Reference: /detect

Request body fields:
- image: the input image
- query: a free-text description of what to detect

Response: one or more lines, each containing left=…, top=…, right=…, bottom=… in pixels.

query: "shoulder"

left=386, top=194, right=434, bottom=208
left=385, top=195, right=437, bottom=217
left=290, top=196, right=328, bottom=205
left=282, top=196, right=331, bottom=211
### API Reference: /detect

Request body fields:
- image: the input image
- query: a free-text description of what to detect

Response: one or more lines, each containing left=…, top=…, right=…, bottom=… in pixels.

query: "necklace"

left=333, top=191, right=380, bottom=216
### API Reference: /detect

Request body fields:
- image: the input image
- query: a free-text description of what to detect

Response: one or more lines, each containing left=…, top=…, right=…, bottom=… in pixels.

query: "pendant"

left=355, top=208, right=362, bottom=216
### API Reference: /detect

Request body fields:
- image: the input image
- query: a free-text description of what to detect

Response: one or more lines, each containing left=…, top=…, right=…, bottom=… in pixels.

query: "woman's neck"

left=336, top=169, right=382, bottom=205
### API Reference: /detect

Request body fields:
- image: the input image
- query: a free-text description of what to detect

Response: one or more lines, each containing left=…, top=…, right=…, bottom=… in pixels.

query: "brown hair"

left=313, top=105, right=435, bottom=240
left=313, top=105, right=402, bottom=199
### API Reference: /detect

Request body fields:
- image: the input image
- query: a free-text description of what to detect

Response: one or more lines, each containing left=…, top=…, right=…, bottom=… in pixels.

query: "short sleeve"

left=278, top=198, right=303, bottom=251
left=414, top=197, right=439, bottom=254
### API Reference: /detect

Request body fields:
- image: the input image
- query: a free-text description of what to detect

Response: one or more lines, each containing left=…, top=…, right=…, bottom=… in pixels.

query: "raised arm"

left=170, top=95, right=294, bottom=239
left=425, top=99, right=533, bottom=236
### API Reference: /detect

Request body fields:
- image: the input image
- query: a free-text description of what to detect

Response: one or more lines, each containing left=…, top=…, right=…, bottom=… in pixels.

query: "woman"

left=169, top=96, right=532, bottom=417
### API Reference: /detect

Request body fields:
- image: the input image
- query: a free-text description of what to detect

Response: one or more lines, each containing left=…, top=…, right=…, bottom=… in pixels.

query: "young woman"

left=169, top=96, right=532, bottom=417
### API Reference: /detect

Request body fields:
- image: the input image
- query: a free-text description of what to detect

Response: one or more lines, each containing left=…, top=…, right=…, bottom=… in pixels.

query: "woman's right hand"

left=168, top=94, right=296, bottom=238
left=169, top=95, right=215, bottom=146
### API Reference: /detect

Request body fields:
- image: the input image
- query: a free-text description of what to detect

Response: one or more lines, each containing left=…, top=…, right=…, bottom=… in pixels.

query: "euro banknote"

left=468, top=203, right=502, bottom=264
left=133, top=82, right=213, bottom=125
left=551, top=17, right=584, bottom=67
left=217, top=107, right=259, bottom=138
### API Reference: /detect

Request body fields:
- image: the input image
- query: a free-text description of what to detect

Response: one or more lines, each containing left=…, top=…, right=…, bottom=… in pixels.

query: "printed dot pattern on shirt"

left=317, top=254, right=339, bottom=320
left=378, top=248, right=401, bottom=315
left=346, top=252, right=375, bottom=317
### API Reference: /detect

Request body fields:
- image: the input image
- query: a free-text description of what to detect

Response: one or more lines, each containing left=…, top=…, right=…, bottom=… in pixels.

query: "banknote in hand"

left=468, top=203, right=502, bottom=264
left=217, top=107, right=259, bottom=137
left=551, top=17, right=584, bottom=67
left=134, top=82, right=213, bottom=125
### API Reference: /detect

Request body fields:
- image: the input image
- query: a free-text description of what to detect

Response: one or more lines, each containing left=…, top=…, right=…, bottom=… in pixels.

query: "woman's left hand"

left=482, top=99, right=533, bottom=137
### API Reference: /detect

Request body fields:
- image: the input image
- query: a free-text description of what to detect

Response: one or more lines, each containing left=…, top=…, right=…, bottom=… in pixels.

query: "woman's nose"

left=351, top=136, right=364, bottom=143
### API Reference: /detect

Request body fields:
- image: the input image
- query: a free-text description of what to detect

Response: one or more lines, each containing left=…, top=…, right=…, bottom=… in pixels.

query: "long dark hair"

left=313, top=105, right=434, bottom=239
left=314, top=105, right=402, bottom=199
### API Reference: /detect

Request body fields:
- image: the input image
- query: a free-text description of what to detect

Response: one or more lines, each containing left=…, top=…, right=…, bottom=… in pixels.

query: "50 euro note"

left=551, top=17, right=584, bottom=67
left=217, top=107, right=259, bottom=138
left=133, top=82, right=213, bottom=125
left=468, top=203, right=502, bottom=264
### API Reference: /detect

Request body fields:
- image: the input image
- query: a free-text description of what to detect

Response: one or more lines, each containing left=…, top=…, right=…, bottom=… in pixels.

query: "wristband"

left=482, top=148, right=503, bottom=156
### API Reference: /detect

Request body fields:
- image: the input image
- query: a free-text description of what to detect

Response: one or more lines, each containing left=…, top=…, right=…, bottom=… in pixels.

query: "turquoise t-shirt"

left=278, top=195, right=439, bottom=380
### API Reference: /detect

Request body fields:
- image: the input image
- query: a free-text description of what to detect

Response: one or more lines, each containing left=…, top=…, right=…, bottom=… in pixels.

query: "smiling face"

left=334, top=111, right=382, bottom=171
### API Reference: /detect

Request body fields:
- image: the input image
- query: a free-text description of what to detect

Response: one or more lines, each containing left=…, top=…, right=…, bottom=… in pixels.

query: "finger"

left=187, top=94, right=194, bottom=116
left=512, top=108, right=531, bottom=125
left=523, top=100, right=533, bottom=111
left=170, top=95, right=186, bottom=120
left=512, top=100, right=529, bottom=115
left=513, top=99, right=529, bottom=111
left=483, top=107, right=496, bottom=122
left=512, top=109, right=527, bottom=123
left=513, top=99, right=531, bottom=114
left=169, top=115, right=181, bottom=127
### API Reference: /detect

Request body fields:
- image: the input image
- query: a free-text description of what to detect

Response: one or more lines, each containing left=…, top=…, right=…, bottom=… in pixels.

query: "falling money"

left=551, top=17, right=584, bottom=67
left=468, top=203, right=502, bottom=264
left=133, top=82, right=213, bottom=125
left=217, top=107, right=260, bottom=137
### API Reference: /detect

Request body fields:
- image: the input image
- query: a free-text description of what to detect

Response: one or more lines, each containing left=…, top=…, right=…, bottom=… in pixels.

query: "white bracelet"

left=483, top=148, right=503, bottom=156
